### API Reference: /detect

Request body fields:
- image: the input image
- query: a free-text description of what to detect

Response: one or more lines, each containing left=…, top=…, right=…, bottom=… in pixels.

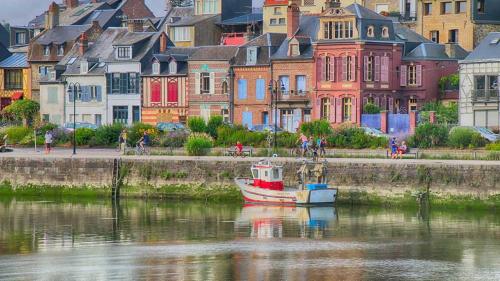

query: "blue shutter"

left=68, top=86, right=74, bottom=102
left=83, top=86, right=91, bottom=102
left=106, top=73, right=111, bottom=94
left=280, top=76, right=289, bottom=93
left=96, top=86, right=102, bottom=102
left=120, top=73, right=127, bottom=94
left=256, top=79, right=265, bottom=100
left=238, top=79, right=247, bottom=99
left=242, top=111, right=253, bottom=129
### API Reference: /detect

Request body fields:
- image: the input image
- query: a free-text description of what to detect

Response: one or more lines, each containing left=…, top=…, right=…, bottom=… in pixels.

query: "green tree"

left=188, top=117, right=207, bottom=133
left=300, top=120, right=332, bottom=137
left=207, top=115, right=224, bottom=138
left=363, top=103, right=381, bottom=114
left=420, top=102, right=458, bottom=124
left=2, top=100, right=40, bottom=127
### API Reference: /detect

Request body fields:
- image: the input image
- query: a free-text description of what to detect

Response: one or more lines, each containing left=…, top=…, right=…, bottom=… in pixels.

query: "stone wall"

left=1, top=156, right=499, bottom=200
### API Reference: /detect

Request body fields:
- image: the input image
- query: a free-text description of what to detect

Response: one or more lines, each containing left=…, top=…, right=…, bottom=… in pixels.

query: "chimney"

left=159, top=32, right=168, bottom=53
left=45, top=2, right=60, bottom=30
left=79, top=33, right=88, bottom=55
left=127, top=19, right=143, bottom=32
left=64, top=0, right=79, bottom=9
left=444, top=43, right=457, bottom=58
left=90, top=0, right=100, bottom=3
left=287, top=4, right=300, bottom=38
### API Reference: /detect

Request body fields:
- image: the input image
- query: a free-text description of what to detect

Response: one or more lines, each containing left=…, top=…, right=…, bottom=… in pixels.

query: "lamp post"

left=268, top=79, right=285, bottom=151
left=68, top=82, right=80, bottom=155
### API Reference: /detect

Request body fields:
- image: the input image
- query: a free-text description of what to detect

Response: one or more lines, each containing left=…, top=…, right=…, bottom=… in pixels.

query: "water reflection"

left=0, top=198, right=499, bottom=281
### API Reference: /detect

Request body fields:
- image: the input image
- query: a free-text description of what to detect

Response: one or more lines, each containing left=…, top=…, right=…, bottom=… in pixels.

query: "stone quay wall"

left=1, top=156, right=500, bottom=200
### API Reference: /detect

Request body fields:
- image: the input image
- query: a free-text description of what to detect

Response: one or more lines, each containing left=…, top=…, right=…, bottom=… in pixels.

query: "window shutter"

left=330, top=98, right=336, bottom=123
left=329, top=56, right=335, bottom=82
left=363, top=56, right=369, bottom=81
left=388, top=97, right=394, bottom=113
left=374, top=56, right=380, bottom=82
left=195, top=72, right=201, bottom=95
left=400, top=65, right=407, bottom=86
left=381, top=56, right=389, bottom=83
left=316, top=58, right=322, bottom=84
left=106, top=73, right=111, bottom=94
left=321, top=56, right=326, bottom=81
left=82, top=86, right=90, bottom=102
left=256, top=79, right=265, bottom=100
left=351, top=97, right=357, bottom=123
left=335, top=98, right=342, bottom=123
left=151, top=81, right=161, bottom=103
left=168, top=80, right=178, bottom=103
left=350, top=56, right=356, bottom=81
left=68, top=86, right=74, bottom=102
left=238, top=79, right=247, bottom=99
left=120, top=73, right=127, bottom=93
left=416, top=64, right=422, bottom=86
left=209, top=72, right=215, bottom=94
left=136, top=74, right=140, bottom=94
left=96, top=86, right=102, bottom=102
left=342, top=56, right=347, bottom=81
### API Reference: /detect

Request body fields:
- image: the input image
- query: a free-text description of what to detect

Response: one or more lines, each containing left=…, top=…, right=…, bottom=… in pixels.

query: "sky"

left=0, top=0, right=166, bottom=26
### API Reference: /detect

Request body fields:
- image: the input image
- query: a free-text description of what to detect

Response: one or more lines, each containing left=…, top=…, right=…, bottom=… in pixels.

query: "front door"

left=281, top=109, right=294, bottom=132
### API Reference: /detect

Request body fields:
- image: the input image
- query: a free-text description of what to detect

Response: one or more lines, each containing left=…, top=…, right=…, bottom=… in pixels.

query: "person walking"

left=298, top=133, right=309, bottom=157
left=390, top=137, right=398, bottom=159
left=44, top=130, right=53, bottom=154
left=119, top=129, right=128, bottom=155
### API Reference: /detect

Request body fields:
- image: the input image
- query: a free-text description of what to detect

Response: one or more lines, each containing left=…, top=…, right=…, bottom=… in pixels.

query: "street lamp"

left=67, top=82, right=80, bottom=155
left=268, top=79, right=285, bottom=151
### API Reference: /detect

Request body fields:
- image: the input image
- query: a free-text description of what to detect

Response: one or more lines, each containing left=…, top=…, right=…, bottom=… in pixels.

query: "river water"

left=0, top=198, right=499, bottom=281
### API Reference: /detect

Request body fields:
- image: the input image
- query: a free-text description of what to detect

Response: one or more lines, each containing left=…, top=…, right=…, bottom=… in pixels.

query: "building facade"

left=0, top=52, right=31, bottom=110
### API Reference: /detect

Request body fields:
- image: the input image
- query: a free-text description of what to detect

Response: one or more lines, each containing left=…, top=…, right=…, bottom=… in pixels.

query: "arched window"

left=221, top=80, right=228, bottom=94
left=381, top=26, right=389, bottom=38
left=367, top=26, right=374, bottom=37
left=320, top=98, right=331, bottom=120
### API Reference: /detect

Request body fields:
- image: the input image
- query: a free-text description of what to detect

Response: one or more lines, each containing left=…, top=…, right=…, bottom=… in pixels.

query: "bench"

left=225, top=146, right=253, bottom=157
left=386, top=147, right=419, bottom=159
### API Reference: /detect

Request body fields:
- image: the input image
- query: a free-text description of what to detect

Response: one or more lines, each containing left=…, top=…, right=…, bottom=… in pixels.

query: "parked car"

left=250, top=124, right=284, bottom=133
left=450, top=126, right=499, bottom=142
left=157, top=122, right=188, bottom=132
left=63, top=122, right=98, bottom=132
left=361, top=127, right=389, bottom=138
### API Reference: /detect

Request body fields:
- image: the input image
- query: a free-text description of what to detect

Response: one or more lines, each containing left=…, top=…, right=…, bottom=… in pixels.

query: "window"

left=381, top=27, right=389, bottom=38
left=47, top=87, right=58, bottom=104
left=343, top=97, right=352, bottom=122
left=113, top=106, right=128, bottom=124
left=289, top=44, right=299, bottom=56
left=128, top=73, right=138, bottom=94
left=44, top=45, right=50, bottom=56
left=320, top=98, right=330, bottom=120
left=274, top=7, right=281, bottom=15
left=366, top=56, right=374, bottom=82
left=430, top=30, right=440, bottom=43
left=279, top=75, right=289, bottom=94
left=112, top=73, right=120, bottom=94
left=424, top=3, right=432, bottom=15
left=449, top=29, right=458, bottom=43
left=346, top=56, right=353, bottom=81
left=270, top=18, right=277, bottom=25
left=325, top=56, right=331, bottom=81
left=488, top=76, right=498, bottom=90
left=367, top=26, right=374, bottom=37
left=408, top=65, right=417, bottom=85
left=247, top=47, right=257, bottom=65
left=441, top=2, right=452, bottom=14
left=262, top=111, right=269, bottom=124
left=75, top=85, right=82, bottom=100
left=303, top=109, right=311, bottom=123
left=95, top=114, right=102, bottom=126
left=173, top=26, right=190, bottom=41
left=89, top=86, right=99, bottom=100
left=456, top=1, right=466, bottom=13
left=323, top=21, right=353, bottom=39
left=475, top=76, right=485, bottom=90
left=57, top=45, right=65, bottom=56
left=281, top=109, right=294, bottom=132
left=409, top=98, right=417, bottom=111
left=4, top=70, right=23, bottom=90
left=133, top=106, right=140, bottom=123
left=202, top=0, right=217, bottom=14
left=221, top=80, right=228, bottom=94
left=169, top=61, right=177, bottom=74
left=296, top=75, right=306, bottom=94
left=42, top=114, right=50, bottom=122
left=152, top=62, right=160, bottom=75
left=15, top=32, right=26, bottom=45
left=117, top=47, right=131, bottom=59
left=279, top=18, right=286, bottom=25
left=478, top=0, right=485, bottom=13
left=201, top=72, right=210, bottom=93
left=221, top=108, right=229, bottom=123
left=151, top=81, right=161, bottom=102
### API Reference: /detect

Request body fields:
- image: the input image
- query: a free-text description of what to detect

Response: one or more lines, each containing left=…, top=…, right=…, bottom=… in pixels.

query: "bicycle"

left=135, top=143, right=150, bottom=156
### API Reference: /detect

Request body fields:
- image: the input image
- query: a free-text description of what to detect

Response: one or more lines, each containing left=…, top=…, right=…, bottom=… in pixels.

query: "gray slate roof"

left=113, top=32, right=154, bottom=46
left=219, top=13, right=263, bottom=26
left=272, top=15, right=319, bottom=61
left=80, top=9, right=120, bottom=27
left=189, top=46, right=238, bottom=61
left=404, top=43, right=468, bottom=61
left=35, top=25, right=93, bottom=45
left=234, top=33, right=287, bottom=66
left=462, top=32, right=500, bottom=62
left=0, top=53, right=28, bottom=68
left=143, top=47, right=199, bottom=76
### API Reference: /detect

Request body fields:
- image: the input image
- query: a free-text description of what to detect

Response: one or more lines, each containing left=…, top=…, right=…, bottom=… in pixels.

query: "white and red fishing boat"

left=235, top=159, right=337, bottom=205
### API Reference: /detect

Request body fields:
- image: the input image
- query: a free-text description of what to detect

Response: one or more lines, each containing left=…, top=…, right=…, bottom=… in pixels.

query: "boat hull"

left=235, top=178, right=337, bottom=205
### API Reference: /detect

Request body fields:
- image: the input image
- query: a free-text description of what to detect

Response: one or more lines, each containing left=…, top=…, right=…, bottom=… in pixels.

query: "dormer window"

left=116, top=46, right=132, bottom=59
left=169, top=61, right=177, bottom=74
left=381, top=27, right=389, bottom=38
left=152, top=62, right=160, bottom=75
left=81, top=60, right=89, bottom=74
left=44, top=45, right=50, bottom=56
left=57, top=44, right=65, bottom=56
left=289, top=44, right=299, bottom=56
left=323, top=21, right=353, bottom=39
left=367, top=26, right=375, bottom=37
left=247, top=47, right=257, bottom=65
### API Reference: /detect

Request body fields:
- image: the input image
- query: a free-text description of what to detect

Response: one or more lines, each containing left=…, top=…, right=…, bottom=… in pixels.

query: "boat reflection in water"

left=235, top=205, right=338, bottom=239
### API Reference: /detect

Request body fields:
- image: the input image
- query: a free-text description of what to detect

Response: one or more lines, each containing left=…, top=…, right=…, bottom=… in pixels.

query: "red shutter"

left=351, top=97, right=357, bottom=123
left=316, top=57, right=322, bottom=84
left=151, top=81, right=161, bottom=103
left=374, top=56, right=380, bottom=82
left=342, top=56, right=347, bottom=81
left=381, top=56, right=389, bottom=83
left=167, top=80, right=178, bottom=103
left=363, top=56, right=369, bottom=81
left=336, top=97, right=342, bottom=123
left=350, top=56, right=356, bottom=81
left=400, top=65, right=407, bottom=86
left=416, top=64, right=422, bottom=86
left=329, top=56, right=335, bottom=82
left=321, top=56, right=326, bottom=81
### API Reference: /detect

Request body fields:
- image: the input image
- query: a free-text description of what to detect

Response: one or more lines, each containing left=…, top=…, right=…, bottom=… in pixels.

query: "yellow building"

left=0, top=53, right=31, bottom=110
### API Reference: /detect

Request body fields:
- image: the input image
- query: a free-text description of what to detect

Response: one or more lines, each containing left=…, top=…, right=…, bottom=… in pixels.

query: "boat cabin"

left=251, top=161, right=284, bottom=191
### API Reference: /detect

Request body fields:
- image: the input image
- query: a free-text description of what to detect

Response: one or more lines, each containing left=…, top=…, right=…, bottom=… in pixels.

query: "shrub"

left=1, top=100, right=40, bottom=127
left=19, top=134, right=44, bottom=146
left=188, top=117, right=207, bottom=133
left=38, top=123, right=58, bottom=134
left=128, top=123, right=158, bottom=145
left=216, top=125, right=266, bottom=147
left=409, top=123, right=448, bottom=148
left=447, top=127, right=486, bottom=149
left=277, top=132, right=298, bottom=148
left=486, top=141, right=500, bottom=151
left=75, top=128, right=95, bottom=146
left=325, top=124, right=387, bottom=149
left=300, top=120, right=332, bottom=137
left=185, top=133, right=213, bottom=156
left=159, top=130, right=188, bottom=148
left=207, top=115, right=224, bottom=138
left=420, top=102, right=458, bottom=124
left=363, top=103, right=381, bottom=114
left=470, top=132, right=487, bottom=148
left=89, top=123, right=124, bottom=146
left=4, top=126, right=31, bottom=144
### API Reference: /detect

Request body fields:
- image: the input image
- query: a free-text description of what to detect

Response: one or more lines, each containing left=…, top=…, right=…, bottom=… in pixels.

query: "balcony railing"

left=472, top=89, right=500, bottom=102
left=279, top=90, right=310, bottom=101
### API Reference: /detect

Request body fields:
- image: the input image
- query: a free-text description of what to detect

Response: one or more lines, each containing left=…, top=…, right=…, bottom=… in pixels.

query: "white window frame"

left=152, top=62, right=160, bottom=75
left=116, top=46, right=132, bottom=59
left=44, top=45, right=50, bottom=56
left=57, top=44, right=65, bottom=56
left=173, top=26, right=191, bottom=42
left=169, top=61, right=177, bottom=74
left=247, top=47, right=257, bottom=65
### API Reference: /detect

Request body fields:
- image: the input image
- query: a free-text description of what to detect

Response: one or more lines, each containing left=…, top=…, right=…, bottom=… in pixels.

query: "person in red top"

left=235, top=141, right=243, bottom=157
